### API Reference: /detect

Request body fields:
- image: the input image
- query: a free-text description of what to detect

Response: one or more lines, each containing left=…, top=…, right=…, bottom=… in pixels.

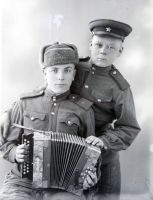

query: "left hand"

left=85, top=136, right=104, bottom=148
left=82, top=168, right=97, bottom=190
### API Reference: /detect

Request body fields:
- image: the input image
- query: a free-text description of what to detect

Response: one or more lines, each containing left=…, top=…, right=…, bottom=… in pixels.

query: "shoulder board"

left=69, top=94, right=93, bottom=110
left=20, top=88, right=45, bottom=100
left=79, top=56, right=90, bottom=62
left=109, top=67, right=130, bottom=91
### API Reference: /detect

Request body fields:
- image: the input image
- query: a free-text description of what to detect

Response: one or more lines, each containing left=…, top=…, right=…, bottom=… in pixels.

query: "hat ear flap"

left=40, top=45, right=51, bottom=65
left=66, top=43, right=79, bottom=63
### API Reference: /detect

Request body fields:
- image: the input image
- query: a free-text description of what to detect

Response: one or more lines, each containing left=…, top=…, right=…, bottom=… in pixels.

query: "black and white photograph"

left=0, top=0, right=152, bottom=200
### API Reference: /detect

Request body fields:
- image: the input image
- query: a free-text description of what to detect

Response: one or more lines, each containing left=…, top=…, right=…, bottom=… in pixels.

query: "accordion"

left=22, top=131, right=101, bottom=195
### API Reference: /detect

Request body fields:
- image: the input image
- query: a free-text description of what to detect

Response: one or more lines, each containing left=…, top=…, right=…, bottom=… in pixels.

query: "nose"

left=57, top=71, right=64, bottom=80
left=99, top=45, right=108, bottom=54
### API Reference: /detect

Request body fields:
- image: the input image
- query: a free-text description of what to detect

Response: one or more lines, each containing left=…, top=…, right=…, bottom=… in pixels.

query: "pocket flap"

left=59, top=115, right=80, bottom=126
left=24, top=111, right=46, bottom=121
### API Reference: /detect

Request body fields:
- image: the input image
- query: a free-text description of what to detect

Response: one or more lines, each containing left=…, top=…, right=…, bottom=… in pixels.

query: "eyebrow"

left=64, top=66, right=73, bottom=69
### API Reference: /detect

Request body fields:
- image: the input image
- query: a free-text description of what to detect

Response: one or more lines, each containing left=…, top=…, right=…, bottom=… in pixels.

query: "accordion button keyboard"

left=22, top=134, right=33, bottom=180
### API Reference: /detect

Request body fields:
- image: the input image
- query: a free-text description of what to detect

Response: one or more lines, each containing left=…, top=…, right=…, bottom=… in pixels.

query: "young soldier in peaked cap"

left=71, top=19, right=140, bottom=200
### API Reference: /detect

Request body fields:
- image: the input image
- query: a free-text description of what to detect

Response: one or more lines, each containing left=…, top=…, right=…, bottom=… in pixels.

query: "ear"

left=73, top=69, right=76, bottom=80
left=117, top=46, right=124, bottom=57
left=89, top=38, right=92, bottom=51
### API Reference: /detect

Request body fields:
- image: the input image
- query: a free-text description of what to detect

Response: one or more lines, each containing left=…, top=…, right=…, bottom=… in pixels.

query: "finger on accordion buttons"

left=85, top=135, right=94, bottom=143
left=83, top=174, right=94, bottom=189
left=87, top=170, right=98, bottom=184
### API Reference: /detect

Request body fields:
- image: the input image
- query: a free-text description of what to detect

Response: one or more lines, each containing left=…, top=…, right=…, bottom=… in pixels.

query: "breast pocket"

left=57, top=115, right=80, bottom=136
left=23, top=111, right=47, bottom=130
left=91, top=90, right=114, bottom=113
left=91, top=90, right=112, bottom=103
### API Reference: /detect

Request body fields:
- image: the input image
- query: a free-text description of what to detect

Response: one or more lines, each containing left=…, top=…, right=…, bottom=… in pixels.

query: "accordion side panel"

left=43, top=139, right=51, bottom=188
left=33, top=139, right=44, bottom=188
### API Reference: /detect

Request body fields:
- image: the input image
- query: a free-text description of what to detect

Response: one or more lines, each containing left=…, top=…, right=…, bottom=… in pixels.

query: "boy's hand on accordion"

left=85, top=136, right=104, bottom=149
left=15, top=144, right=29, bottom=163
left=82, top=168, right=97, bottom=190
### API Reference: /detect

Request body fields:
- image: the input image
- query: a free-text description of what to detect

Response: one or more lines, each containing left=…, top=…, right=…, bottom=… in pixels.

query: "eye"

left=51, top=68, right=58, bottom=73
left=93, top=43, right=102, bottom=48
left=109, top=46, right=115, bottom=50
left=64, top=68, right=72, bottom=73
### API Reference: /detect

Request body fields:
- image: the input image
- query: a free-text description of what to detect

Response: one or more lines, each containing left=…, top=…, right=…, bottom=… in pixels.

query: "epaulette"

left=69, top=94, right=93, bottom=110
left=109, top=66, right=130, bottom=91
left=79, top=56, right=90, bottom=62
left=20, top=87, right=45, bottom=100
left=78, top=57, right=90, bottom=71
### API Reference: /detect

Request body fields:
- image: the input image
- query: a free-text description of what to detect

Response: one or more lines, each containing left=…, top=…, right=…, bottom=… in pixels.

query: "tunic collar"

left=45, top=88, right=70, bottom=102
left=89, top=58, right=112, bottom=73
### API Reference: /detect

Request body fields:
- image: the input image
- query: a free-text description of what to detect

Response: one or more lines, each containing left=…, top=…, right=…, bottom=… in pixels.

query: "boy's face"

left=44, top=64, right=76, bottom=95
left=90, top=35, right=123, bottom=67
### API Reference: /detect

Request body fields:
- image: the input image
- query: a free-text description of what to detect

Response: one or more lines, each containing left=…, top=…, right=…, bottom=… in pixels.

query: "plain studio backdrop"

left=0, top=0, right=153, bottom=199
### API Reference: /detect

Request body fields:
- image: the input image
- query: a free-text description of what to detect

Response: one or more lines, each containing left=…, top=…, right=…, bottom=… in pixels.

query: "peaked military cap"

left=89, top=19, right=132, bottom=41
left=40, top=42, right=79, bottom=69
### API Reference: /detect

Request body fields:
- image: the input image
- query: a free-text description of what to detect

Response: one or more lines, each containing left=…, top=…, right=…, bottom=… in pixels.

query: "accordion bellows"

left=22, top=132, right=101, bottom=195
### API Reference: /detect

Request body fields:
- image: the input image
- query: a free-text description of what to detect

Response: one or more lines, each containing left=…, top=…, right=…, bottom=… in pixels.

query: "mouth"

left=97, top=57, right=107, bottom=61
left=55, top=84, right=66, bottom=87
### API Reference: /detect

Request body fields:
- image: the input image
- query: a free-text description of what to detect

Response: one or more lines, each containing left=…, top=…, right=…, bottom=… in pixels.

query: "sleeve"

left=82, top=107, right=95, bottom=138
left=100, top=88, right=141, bottom=151
left=1, top=100, right=24, bottom=163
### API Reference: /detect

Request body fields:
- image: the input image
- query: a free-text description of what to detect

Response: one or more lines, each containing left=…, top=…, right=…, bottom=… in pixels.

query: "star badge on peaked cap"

left=106, top=27, right=111, bottom=32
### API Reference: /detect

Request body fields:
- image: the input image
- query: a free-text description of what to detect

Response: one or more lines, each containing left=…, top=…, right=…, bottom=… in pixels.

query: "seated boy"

left=0, top=43, right=100, bottom=200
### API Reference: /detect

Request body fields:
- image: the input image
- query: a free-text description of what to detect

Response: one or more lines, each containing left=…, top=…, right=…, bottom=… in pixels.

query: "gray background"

left=0, top=0, right=153, bottom=199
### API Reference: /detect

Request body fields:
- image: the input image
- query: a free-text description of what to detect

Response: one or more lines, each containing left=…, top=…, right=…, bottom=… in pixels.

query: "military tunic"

left=0, top=89, right=95, bottom=199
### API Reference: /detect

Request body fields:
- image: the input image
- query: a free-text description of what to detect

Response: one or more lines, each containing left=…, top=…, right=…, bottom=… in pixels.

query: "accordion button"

left=84, top=85, right=89, bottom=89
left=51, top=112, right=55, bottom=115
left=97, top=99, right=102, bottom=102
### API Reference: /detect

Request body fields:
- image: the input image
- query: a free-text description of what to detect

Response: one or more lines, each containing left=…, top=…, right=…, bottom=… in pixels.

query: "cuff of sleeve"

left=8, top=146, right=17, bottom=163
left=99, top=136, right=110, bottom=151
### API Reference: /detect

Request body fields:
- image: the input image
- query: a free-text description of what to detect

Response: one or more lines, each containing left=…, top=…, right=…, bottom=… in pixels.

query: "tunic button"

left=53, top=96, right=56, bottom=101
left=31, top=116, right=35, bottom=121
left=54, top=103, right=57, bottom=106
left=51, top=112, right=55, bottom=115
left=97, top=99, right=102, bottom=102
left=67, top=120, right=71, bottom=125
left=104, top=146, right=108, bottom=150
left=72, top=96, right=75, bottom=99
left=92, top=67, right=95, bottom=70
left=113, top=70, right=117, bottom=75
left=84, top=85, right=89, bottom=88
left=91, top=71, right=95, bottom=74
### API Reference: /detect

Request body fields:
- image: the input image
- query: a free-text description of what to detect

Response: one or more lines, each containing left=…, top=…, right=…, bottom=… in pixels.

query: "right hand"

left=15, top=144, right=29, bottom=163
left=0, top=111, right=11, bottom=144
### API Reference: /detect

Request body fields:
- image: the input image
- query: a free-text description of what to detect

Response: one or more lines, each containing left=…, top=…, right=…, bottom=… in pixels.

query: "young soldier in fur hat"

left=0, top=43, right=99, bottom=200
